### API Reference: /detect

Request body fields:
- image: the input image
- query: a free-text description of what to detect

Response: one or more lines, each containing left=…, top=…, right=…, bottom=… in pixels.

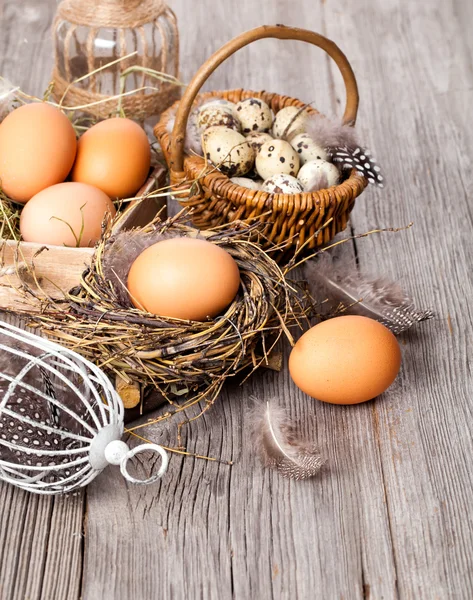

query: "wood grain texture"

left=1, top=0, right=472, bottom=599
left=0, top=241, right=95, bottom=310
left=83, top=1, right=448, bottom=599
left=326, top=2, right=473, bottom=598
left=0, top=4, right=86, bottom=600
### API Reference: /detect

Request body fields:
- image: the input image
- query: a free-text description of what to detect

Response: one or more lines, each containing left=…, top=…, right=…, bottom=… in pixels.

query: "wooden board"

left=0, top=4, right=86, bottom=598
left=0, top=167, right=167, bottom=311
left=0, top=241, right=94, bottom=310
left=1, top=1, right=473, bottom=599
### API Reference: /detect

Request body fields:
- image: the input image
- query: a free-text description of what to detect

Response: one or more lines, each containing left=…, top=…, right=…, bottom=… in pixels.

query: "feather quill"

left=251, top=400, right=324, bottom=480
left=305, top=253, right=434, bottom=334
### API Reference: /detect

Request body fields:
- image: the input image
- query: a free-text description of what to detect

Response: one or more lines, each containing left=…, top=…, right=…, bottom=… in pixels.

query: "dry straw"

left=0, top=193, right=20, bottom=241
left=52, top=0, right=181, bottom=120
left=8, top=207, right=311, bottom=431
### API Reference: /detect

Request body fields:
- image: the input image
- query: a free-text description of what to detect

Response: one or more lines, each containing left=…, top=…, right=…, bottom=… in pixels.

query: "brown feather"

left=250, top=399, right=324, bottom=480
left=305, top=114, right=359, bottom=151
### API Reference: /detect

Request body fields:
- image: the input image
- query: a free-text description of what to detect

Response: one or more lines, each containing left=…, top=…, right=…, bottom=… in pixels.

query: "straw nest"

left=0, top=193, right=21, bottom=241
left=12, top=207, right=310, bottom=422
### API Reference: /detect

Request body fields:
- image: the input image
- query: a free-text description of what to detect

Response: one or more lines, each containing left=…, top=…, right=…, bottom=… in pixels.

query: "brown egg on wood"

left=0, top=103, right=77, bottom=203
left=127, top=237, right=241, bottom=321
left=71, top=117, right=151, bottom=199
left=289, top=315, right=401, bottom=405
left=20, top=182, right=116, bottom=247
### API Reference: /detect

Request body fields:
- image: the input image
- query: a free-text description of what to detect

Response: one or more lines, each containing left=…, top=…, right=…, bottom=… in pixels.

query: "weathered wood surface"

left=0, top=0, right=472, bottom=599
left=0, top=3, right=85, bottom=599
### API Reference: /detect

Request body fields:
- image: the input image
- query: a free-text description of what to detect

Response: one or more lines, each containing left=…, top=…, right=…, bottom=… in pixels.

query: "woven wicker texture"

left=155, top=25, right=368, bottom=255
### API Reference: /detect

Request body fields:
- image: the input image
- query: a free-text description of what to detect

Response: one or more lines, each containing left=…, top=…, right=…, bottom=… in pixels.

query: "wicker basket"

left=155, top=25, right=368, bottom=255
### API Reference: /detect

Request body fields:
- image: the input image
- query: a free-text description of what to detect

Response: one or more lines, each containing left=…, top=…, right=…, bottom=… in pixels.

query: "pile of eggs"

left=195, top=98, right=340, bottom=194
left=0, top=103, right=151, bottom=247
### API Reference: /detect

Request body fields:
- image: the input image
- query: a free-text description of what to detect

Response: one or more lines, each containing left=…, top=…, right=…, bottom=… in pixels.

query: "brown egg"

left=127, top=237, right=241, bottom=320
left=0, top=103, right=77, bottom=203
left=289, top=315, right=401, bottom=405
left=20, top=182, right=116, bottom=247
left=71, top=118, right=151, bottom=198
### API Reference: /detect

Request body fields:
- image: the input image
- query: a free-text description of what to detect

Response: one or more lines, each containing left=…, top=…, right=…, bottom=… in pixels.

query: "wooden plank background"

left=0, top=0, right=472, bottom=598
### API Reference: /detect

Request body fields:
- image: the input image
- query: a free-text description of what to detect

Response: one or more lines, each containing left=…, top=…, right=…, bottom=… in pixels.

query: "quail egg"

left=245, top=131, right=273, bottom=153
left=255, top=139, right=300, bottom=180
left=198, top=105, right=241, bottom=132
left=298, top=159, right=340, bottom=191
left=230, top=177, right=262, bottom=190
left=202, top=126, right=255, bottom=177
left=262, top=174, right=304, bottom=194
left=235, top=97, right=273, bottom=134
left=290, top=133, right=328, bottom=164
left=272, top=106, right=310, bottom=140
left=199, top=99, right=238, bottom=116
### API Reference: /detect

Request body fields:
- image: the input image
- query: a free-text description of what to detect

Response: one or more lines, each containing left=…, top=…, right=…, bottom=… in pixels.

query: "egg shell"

left=20, top=182, right=116, bottom=247
left=289, top=315, right=401, bottom=405
left=199, top=99, right=238, bottom=117
left=202, top=126, right=255, bottom=177
left=245, top=131, right=273, bottom=152
left=71, top=117, right=151, bottom=199
left=272, top=106, right=310, bottom=140
left=127, top=237, right=241, bottom=321
left=235, top=97, right=272, bottom=134
left=298, top=159, right=340, bottom=190
left=0, top=103, right=77, bottom=203
left=262, top=174, right=304, bottom=194
left=255, top=139, right=300, bottom=180
left=197, top=105, right=241, bottom=132
left=290, top=133, right=328, bottom=164
left=230, top=177, right=262, bottom=190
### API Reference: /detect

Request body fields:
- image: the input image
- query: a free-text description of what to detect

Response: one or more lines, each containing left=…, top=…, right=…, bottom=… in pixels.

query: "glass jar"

left=52, top=0, right=180, bottom=122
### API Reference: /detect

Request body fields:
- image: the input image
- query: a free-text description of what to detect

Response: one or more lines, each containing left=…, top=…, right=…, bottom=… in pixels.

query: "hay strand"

left=8, top=208, right=310, bottom=427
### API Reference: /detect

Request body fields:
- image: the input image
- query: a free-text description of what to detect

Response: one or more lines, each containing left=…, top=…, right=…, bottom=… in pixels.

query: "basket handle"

left=170, top=24, right=359, bottom=173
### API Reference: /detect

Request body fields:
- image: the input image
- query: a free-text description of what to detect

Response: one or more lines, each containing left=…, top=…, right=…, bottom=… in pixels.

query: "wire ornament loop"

left=0, top=320, right=169, bottom=494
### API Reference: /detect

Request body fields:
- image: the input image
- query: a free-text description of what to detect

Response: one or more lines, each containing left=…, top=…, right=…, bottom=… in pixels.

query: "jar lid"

left=56, top=0, right=167, bottom=28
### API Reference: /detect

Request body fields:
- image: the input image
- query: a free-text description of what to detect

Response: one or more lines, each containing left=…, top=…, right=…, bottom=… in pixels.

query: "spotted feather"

left=331, top=146, right=385, bottom=188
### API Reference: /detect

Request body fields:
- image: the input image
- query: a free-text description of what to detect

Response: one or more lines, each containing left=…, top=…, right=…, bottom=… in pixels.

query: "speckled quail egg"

left=245, top=131, right=274, bottom=153
left=290, top=133, right=328, bottom=164
left=199, top=99, right=238, bottom=116
left=198, top=105, right=241, bottom=132
left=272, top=106, right=310, bottom=140
left=182, top=109, right=203, bottom=154
left=235, top=97, right=273, bottom=134
left=298, top=159, right=340, bottom=191
left=255, top=139, right=300, bottom=180
left=202, top=126, right=255, bottom=177
left=262, top=174, right=304, bottom=194
left=230, top=177, right=263, bottom=190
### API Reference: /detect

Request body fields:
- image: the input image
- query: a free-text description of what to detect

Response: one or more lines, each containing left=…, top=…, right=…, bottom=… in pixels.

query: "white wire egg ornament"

left=0, top=321, right=169, bottom=494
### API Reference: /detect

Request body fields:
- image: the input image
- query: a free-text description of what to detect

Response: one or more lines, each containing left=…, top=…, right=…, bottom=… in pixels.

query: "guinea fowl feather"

left=305, top=114, right=385, bottom=187
left=251, top=400, right=324, bottom=480
left=305, top=254, right=434, bottom=334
